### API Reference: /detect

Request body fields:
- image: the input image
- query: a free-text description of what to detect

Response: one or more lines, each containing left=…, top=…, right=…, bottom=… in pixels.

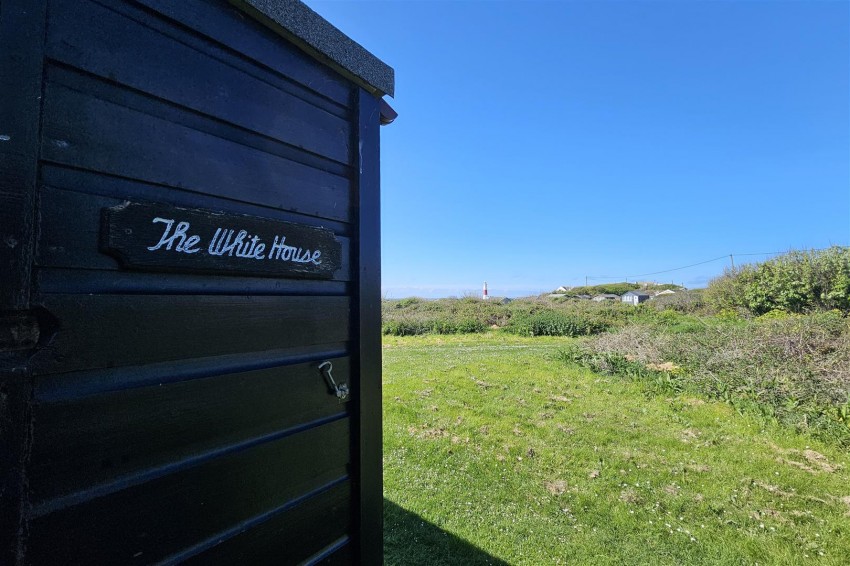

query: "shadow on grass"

left=384, top=499, right=509, bottom=565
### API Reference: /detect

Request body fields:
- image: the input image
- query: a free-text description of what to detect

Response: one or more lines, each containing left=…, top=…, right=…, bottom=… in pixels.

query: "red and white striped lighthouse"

left=483, top=281, right=488, bottom=300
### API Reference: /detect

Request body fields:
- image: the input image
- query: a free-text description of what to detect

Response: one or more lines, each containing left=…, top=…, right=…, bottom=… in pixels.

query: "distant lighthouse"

left=483, top=281, right=488, bottom=300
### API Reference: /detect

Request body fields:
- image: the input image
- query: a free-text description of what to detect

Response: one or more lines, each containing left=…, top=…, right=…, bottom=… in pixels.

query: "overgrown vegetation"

left=554, top=282, right=640, bottom=296
left=382, top=296, right=640, bottom=337
left=705, top=246, right=850, bottom=315
left=562, top=310, right=850, bottom=447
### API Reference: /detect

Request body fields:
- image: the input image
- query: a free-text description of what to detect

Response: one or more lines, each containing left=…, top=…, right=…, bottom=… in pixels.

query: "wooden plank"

left=353, top=89, right=384, bottom=564
left=33, top=343, right=350, bottom=403
left=29, top=357, right=351, bottom=504
left=39, top=164, right=351, bottom=234
left=43, top=62, right=350, bottom=178
left=136, top=0, right=353, bottom=107
left=0, top=0, right=45, bottom=310
left=182, top=481, right=351, bottom=565
left=35, top=268, right=350, bottom=296
left=46, top=0, right=351, bottom=164
left=40, top=80, right=352, bottom=222
left=29, top=294, right=350, bottom=374
left=36, top=187, right=351, bottom=281
left=0, top=3, right=47, bottom=562
left=309, top=538, right=353, bottom=565
left=26, top=419, right=351, bottom=565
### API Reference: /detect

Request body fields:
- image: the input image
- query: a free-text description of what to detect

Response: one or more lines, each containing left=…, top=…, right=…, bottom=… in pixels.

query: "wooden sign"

left=101, top=202, right=342, bottom=278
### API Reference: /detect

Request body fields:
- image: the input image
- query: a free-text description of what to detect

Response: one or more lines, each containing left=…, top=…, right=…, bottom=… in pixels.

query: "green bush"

left=383, top=318, right=431, bottom=336
left=505, top=311, right=609, bottom=337
left=394, top=297, right=421, bottom=309
left=650, top=289, right=706, bottom=314
left=430, top=318, right=486, bottom=334
left=705, top=247, right=850, bottom=315
left=555, top=282, right=640, bottom=297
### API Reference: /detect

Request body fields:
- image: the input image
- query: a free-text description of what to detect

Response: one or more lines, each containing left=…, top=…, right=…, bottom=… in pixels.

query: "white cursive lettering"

left=145, top=217, right=322, bottom=266
left=147, top=217, right=201, bottom=253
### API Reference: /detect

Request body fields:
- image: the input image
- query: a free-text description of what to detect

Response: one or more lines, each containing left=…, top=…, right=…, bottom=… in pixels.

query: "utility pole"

left=585, top=275, right=588, bottom=287
left=729, top=254, right=735, bottom=270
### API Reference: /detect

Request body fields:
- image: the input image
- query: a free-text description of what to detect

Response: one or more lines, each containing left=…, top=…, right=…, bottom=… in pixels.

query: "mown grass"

left=383, top=334, right=850, bottom=565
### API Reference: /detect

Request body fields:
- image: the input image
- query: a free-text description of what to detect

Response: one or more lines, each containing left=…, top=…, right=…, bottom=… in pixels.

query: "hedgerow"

left=705, top=247, right=850, bottom=315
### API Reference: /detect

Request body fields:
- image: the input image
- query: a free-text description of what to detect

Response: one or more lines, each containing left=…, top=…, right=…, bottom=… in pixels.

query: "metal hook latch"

left=318, top=361, right=349, bottom=401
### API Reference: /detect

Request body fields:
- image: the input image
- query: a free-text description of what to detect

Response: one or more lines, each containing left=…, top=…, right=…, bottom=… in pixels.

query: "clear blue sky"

left=307, top=0, right=849, bottom=298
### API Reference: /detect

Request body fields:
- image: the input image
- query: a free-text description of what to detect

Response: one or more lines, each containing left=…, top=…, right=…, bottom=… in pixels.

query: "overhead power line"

left=588, top=255, right=728, bottom=280
left=585, top=246, right=842, bottom=282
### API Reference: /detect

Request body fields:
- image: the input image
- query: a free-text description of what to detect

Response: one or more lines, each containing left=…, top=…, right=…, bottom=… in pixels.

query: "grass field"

left=382, top=334, right=850, bottom=565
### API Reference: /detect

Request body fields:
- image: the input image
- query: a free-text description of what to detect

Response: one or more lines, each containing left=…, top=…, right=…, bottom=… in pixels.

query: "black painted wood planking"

left=181, top=481, right=352, bottom=565
left=42, top=62, right=351, bottom=180
left=29, top=357, right=351, bottom=504
left=312, top=539, right=354, bottom=565
left=25, top=418, right=351, bottom=565
left=0, top=2, right=47, bottom=564
left=36, top=185, right=352, bottom=282
left=47, top=0, right=352, bottom=164
left=41, top=80, right=352, bottom=222
left=101, top=201, right=343, bottom=278
left=353, top=88, right=384, bottom=564
left=29, top=294, right=350, bottom=374
left=40, top=163, right=351, bottom=236
left=35, top=267, right=350, bottom=297
left=137, top=0, right=354, bottom=107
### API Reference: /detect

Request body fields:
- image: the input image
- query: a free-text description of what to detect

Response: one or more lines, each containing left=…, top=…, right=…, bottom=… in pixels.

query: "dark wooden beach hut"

left=0, top=0, right=394, bottom=563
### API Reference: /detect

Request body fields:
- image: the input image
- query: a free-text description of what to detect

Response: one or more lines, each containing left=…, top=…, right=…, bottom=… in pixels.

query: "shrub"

left=555, top=282, right=640, bottom=297
left=563, top=312, right=850, bottom=446
left=650, top=289, right=706, bottom=314
left=505, top=311, right=609, bottom=337
left=430, top=318, right=486, bottom=334
left=383, top=318, right=431, bottom=336
left=395, top=297, right=421, bottom=309
left=705, top=247, right=850, bottom=315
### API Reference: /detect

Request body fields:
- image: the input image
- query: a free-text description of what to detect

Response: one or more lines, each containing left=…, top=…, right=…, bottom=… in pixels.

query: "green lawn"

left=382, top=334, right=850, bottom=565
